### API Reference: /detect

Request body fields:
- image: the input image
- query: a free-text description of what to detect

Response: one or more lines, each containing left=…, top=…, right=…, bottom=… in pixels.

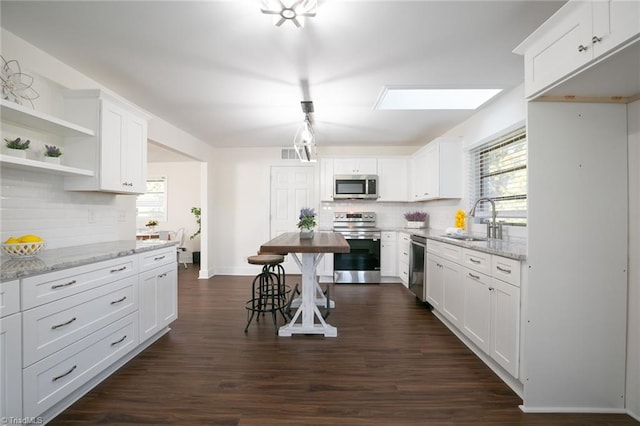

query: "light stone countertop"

left=1, top=240, right=178, bottom=282
left=393, top=227, right=527, bottom=260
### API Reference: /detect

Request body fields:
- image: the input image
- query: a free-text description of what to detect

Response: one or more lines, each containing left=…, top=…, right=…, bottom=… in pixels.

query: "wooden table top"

left=260, top=231, right=350, bottom=254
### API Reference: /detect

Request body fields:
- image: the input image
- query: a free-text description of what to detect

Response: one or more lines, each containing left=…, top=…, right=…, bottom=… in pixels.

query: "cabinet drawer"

left=22, top=277, right=137, bottom=367
left=23, top=312, right=138, bottom=417
left=462, top=249, right=492, bottom=275
left=381, top=231, right=396, bottom=242
left=0, top=279, right=20, bottom=317
left=441, top=242, right=462, bottom=262
left=426, top=239, right=442, bottom=255
left=398, top=232, right=411, bottom=247
left=398, top=261, right=409, bottom=286
left=139, top=246, right=176, bottom=272
left=398, top=244, right=410, bottom=266
left=492, top=256, right=521, bottom=287
left=22, top=256, right=138, bottom=310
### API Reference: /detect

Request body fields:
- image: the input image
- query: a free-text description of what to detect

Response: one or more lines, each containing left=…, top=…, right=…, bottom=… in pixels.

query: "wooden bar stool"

left=244, top=254, right=290, bottom=334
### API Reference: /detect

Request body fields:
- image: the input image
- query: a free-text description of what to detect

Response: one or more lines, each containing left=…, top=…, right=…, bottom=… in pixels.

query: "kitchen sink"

left=440, top=234, right=487, bottom=242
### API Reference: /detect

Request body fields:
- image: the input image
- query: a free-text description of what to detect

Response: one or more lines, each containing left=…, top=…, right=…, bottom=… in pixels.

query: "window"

left=468, top=128, right=527, bottom=224
left=136, top=177, right=167, bottom=222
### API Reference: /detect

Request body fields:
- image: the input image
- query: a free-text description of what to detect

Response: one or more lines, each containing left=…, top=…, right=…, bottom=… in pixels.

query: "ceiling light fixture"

left=374, top=87, right=503, bottom=110
left=261, top=0, right=317, bottom=27
left=293, top=101, right=317, bottom=162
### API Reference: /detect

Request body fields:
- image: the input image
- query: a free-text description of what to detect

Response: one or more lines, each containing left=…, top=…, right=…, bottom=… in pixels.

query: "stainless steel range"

left=332, top=212, right=381, bottom=284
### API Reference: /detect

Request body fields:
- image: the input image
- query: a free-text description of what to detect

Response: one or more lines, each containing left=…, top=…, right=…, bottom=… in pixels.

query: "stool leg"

left=244, top=273, right=262, bottom=332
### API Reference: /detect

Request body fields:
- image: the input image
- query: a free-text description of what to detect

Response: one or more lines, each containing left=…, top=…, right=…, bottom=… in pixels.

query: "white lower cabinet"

left=489, top=278, right=520, bottom=377
left=23, top=313, right=139, bottom=416
left=429, top=241, right=522, bottom=379
left=380, top=232, right=397, bottom=277
left=139, top=250, right=178, bottom=342
left=1, top=311, right=22, bottom=422
left=397, top=233, right=410, bottom=287
left=14, top=245, right=177, bottom=422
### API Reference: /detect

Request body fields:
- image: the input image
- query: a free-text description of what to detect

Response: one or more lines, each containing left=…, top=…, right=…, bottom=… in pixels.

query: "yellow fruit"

left=18, top=234, right=44, bottom=243
left=4, top=237, right=19, bottom=244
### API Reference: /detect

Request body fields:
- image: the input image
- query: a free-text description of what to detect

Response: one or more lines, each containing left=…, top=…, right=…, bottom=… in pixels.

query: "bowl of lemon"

left=2, top=234, right=46, bottom=258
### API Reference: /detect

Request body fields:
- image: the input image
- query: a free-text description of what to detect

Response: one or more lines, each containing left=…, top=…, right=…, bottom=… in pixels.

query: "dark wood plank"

left=260, top=231, right=350, bottom=254
left=50, top=267, right=637, bottom=425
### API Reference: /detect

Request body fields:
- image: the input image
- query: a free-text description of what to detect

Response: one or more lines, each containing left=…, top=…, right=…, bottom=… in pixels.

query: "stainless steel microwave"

left=333, top=175, right=379, bottom=200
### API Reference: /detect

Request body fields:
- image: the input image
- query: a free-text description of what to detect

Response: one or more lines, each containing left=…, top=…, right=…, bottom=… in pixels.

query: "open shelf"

left=0, top=155, right=94, bottom=177
left=0, top=99, right=95, bottom=137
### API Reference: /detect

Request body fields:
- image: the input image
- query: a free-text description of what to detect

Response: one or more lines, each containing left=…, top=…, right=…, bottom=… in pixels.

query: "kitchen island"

left=260, top=231, right=349, bottom=337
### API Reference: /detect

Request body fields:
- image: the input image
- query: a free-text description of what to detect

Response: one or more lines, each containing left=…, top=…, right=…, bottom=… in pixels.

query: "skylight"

left=374, top=87, right=502, bottom=110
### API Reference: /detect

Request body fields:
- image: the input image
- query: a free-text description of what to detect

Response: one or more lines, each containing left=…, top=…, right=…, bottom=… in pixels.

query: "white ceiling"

left=1, top=0, right=565, bottom=151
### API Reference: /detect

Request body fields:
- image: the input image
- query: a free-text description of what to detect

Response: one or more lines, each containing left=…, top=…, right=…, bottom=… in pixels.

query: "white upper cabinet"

left=377, top=158, right=409, bottom=202
left=333, top=158, right=377, bottom=175
left=410, top=137, right=461, bottom=201
left=63, top=90, right=148, bottom=194
left=514, top=0, right=640, bottom=99
left=319, top=158, right=335, bottom=202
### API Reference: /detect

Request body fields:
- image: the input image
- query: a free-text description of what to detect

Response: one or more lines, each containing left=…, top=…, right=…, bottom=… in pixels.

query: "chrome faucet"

left=468, top=197, right=502, bottom=240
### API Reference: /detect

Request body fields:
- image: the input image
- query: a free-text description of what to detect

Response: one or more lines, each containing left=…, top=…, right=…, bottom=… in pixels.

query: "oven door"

left=334, top=235, right=381, bottom=284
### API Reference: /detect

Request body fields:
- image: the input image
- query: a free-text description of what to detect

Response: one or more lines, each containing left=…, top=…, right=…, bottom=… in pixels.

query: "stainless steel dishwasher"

left=409, top=234, right=427, bottom=302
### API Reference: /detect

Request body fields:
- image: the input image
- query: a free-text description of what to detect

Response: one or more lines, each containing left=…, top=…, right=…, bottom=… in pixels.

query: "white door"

left=270, top=166, right=316, bottom=271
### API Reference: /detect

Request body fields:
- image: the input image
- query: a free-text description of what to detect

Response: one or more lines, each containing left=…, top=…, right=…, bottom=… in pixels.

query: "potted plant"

left=145, top=219, right=159, bottom=232
left=190, top=207, right=201, bottom=264
left=297, top=207, right=317, bottom=239
left=43, top=144, right=63, bottom=164
left=404, top=211, right=428, bottom=229
left=4, top=137, right=30, bottom=158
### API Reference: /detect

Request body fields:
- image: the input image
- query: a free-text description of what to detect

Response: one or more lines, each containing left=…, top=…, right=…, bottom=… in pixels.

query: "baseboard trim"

left=519, top=405, right=628, bottom=414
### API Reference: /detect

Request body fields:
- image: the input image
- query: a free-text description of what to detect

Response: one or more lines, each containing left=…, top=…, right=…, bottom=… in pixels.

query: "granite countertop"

left=1, top=240, right=178, bottom=282
left=396, top=228, right=527, bottom=260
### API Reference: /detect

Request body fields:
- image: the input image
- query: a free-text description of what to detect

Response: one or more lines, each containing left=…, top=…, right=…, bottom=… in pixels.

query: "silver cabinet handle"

left=578, top=44, right=588, bottom=52
left=110, top=266, right=127, bottom=273
left=468, top=272, right=480, bottom=280
left=51, top=317, right=77, bottom=330
left=52, top=365, right=77, bottom=382
left=496, top=266, right=512, bottom=274
left=469, top=258, right=480, bottom=264
left=488, top=287, right=494, bottom=291
left=592, top=35, right=602, bottom=44
left=154, top=255, right=166, bottom=261
left=111, top=335, right=127, bottom=346
left=52, top=280, right=77, bottom=290
left=110, top=296, right=127, bottom=305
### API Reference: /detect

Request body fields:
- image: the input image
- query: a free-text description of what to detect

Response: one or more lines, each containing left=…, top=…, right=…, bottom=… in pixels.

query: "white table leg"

left=288, top=253, right=335, bottom=309
left=278, top=253, right=337, bottom=337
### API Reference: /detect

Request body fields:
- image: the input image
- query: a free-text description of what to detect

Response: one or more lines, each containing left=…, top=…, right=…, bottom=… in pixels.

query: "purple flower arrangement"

left=297, top=207, right=317, bottom=230
left=404, top=211, right=428, bottom=222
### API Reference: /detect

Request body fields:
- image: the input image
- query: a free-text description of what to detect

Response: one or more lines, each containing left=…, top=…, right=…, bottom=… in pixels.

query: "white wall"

left=627, top=99, right=640, bottom=420
left=0, top=29, right=213, bottom=253
left=146, top=162, right=202, bottom=255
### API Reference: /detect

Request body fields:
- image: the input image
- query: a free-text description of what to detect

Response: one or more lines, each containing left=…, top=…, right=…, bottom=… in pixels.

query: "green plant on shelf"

left=4, top=137, right=30, bottom=150
left=190, top=207, right=201, bottom=240
left=44, top=144, right=63, bottom=157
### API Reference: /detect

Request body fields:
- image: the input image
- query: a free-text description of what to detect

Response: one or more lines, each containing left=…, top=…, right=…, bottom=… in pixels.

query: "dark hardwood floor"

left=51, top=266, right=637, bottom=425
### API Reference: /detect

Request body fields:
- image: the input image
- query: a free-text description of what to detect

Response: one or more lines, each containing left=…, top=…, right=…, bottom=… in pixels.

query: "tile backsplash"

left=1, top=168, right=135, bottom=249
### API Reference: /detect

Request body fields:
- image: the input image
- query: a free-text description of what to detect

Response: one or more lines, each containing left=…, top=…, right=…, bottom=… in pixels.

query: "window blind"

left=136, top=177, right=168, bottom=221
left=467, top=128, right=527, bottom=223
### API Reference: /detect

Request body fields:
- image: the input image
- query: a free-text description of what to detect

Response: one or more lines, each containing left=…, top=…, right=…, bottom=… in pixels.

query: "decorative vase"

left=44, top=156, right=61, bottom=165
left=300, top=229, right=314, bottom=239
left=406, top=221, right=424, bottom=229
left=6, top=148, right=27, bottom=158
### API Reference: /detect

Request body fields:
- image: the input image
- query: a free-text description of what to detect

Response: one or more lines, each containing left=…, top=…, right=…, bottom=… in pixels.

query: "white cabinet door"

left=0, top=312, right=22, bottom=422
left=380, top=232, right=397, bottom=277
left=139, top=262, right=178, bottom=342
left=426, top=253, right=443, bottom=309
left=462, top=267, right=492, bottom=353
left=410, top=138, right=461, bottom=201
left=441, top=258, right=463, bottom=327
left=490, top=278, right=520, bottom=378
left=520, top=2, right=593, bottom=97
left=592, top=0, right=640, bottom=58
left=334, top=158, right=377, bottom=175
left=319, top=158, right=335, bottom=201
left=377, top=158, right=408, bottom=202
left=64, top=91, right=147, bottom=194
left=318, top=253, right=334, bottom=279
left=397, top=233, right=411, bottom=287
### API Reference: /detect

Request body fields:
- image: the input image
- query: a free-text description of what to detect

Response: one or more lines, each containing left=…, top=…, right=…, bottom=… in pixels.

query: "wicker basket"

left=1, top=241, right=45, bottom=258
